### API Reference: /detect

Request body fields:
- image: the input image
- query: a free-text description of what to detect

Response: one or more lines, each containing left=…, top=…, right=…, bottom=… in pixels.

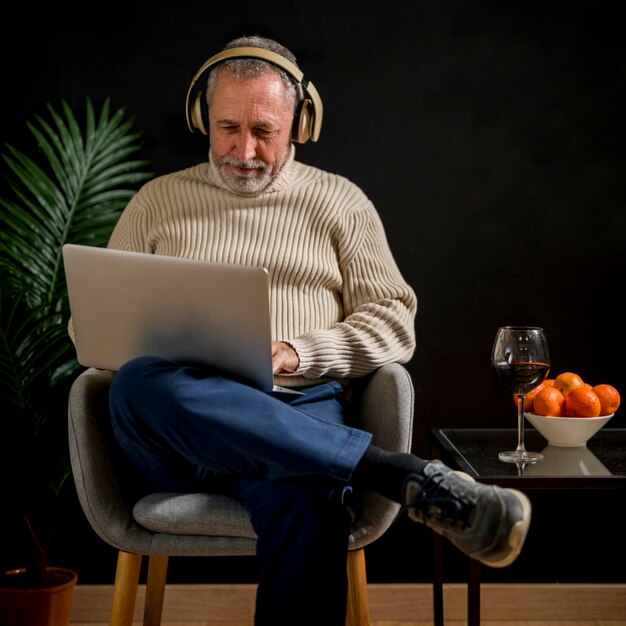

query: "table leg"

left=432, top=531, right=444, bottom=626
left=468, top=557, right=481, bottom=625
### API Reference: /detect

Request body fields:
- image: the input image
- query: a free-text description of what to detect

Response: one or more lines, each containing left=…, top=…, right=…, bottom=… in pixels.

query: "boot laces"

left=416, top=470, right=476, bottom=528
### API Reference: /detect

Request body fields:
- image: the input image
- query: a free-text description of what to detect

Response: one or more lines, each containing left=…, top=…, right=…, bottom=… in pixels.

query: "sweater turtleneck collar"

left=206, top=144, right=297, bottom=196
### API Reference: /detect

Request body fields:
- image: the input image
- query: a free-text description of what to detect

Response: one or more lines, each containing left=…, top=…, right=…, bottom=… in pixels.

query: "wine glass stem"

left=516, top=394, right=526, bottom=453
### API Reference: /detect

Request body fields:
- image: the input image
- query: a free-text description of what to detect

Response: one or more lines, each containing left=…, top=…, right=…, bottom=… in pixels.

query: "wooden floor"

left=68, top=582, right=626, bottom=625
left=70, top=617, right=626, bottom=625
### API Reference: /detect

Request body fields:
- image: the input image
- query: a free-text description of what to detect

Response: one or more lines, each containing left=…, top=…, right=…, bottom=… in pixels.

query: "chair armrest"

left=359, top=362, right=414, bottom=453
left=349, top=363, right=415, bottom=549
left=68, top=367, right=155, bottom=552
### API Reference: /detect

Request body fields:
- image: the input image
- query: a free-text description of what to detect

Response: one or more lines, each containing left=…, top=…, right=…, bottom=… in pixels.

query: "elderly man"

left=104, top=35, right=531, bottom=625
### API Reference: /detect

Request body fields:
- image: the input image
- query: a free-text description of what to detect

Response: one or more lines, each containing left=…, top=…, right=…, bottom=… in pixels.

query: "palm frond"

left=0, top=289, right=76, bottom=415
left=0, top=96, right=152, bottom=310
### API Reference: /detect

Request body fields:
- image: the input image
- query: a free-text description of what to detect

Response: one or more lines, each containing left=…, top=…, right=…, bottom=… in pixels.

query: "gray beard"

left=211, top=145, right=292, bottom=195
left=217, top=155, right=273, bottom=194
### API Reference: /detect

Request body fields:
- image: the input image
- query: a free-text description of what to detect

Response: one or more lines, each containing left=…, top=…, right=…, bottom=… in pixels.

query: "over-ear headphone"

left=185, top=46, right=323, bottom=143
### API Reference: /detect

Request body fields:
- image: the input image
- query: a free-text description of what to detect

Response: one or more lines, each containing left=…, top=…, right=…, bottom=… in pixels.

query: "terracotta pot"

left=0, top=567, right=78, bottom=626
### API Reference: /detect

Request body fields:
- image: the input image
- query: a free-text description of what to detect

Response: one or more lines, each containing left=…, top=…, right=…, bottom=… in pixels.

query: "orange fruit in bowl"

left=553, top=372, right=585, bottom=397
left=533, top=386, right=566, bottom=417
left=593, top=384, right=621, bottom=416
left=564, top=387, right=601, bottom=417
left=513, top=380, right=550, bottom=412
left=511, top=379, right=555, bottom=411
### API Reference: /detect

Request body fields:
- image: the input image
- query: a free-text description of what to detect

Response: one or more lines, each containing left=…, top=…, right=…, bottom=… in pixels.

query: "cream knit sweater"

left=106, top=148, right=417, bottom=387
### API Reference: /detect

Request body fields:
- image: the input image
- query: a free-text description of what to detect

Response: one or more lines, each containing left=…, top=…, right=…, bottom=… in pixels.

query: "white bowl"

left=525, top=412, right=614, bottom=447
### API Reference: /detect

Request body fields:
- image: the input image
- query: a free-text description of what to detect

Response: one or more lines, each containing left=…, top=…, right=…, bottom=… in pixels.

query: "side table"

left=428, top=427, right=626, bottom=626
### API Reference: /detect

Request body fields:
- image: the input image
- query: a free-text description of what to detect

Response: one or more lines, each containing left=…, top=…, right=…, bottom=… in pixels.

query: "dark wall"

left=3, top=0, right=625, bottom=584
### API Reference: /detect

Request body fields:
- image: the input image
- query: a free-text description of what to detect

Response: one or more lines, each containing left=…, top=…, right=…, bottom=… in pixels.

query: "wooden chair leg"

left=110, top=550, right=142, bottom=626
left=144, top=555, right=169, bottom=626
left=345, top=548, right=371, bottom=626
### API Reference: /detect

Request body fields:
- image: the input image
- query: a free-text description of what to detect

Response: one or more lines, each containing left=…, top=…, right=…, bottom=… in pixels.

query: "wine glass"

left=491, top=326, right=550, bottom=463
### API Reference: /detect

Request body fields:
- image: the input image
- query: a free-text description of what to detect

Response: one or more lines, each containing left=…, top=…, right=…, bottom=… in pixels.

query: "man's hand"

left=272, top=341, right=299, bottom=375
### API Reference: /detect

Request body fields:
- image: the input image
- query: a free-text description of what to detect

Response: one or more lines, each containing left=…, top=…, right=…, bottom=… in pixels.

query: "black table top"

left=429, top=428, right=626, bottom=489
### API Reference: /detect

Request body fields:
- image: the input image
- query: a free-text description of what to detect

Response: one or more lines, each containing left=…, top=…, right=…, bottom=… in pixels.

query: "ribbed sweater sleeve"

left=106, top=150, right=417, bottom=386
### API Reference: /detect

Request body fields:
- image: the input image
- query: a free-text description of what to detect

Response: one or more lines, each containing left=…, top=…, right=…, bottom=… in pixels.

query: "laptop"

left=62, top=244, right=303, bottom=395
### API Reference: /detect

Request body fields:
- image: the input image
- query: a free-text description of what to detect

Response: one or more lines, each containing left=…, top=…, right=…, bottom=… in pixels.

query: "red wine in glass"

left=491, top=326, right=550, bottom=463
left=493, top=361, right=551, bottom=395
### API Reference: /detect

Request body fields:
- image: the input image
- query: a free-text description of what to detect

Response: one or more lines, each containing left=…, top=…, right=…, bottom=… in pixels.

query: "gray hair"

left=205, top=35, right=301, bottom=110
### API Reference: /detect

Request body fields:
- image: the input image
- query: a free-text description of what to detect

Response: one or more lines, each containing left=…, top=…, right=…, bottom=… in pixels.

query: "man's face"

left=209, top=69, right=294, bottom=195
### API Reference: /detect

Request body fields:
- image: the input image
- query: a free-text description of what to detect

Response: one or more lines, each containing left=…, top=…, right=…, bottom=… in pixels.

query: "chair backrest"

left=68, top=363, right=414, bottom=555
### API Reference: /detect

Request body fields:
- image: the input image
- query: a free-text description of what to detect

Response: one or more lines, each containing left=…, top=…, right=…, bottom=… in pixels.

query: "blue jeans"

left=109, top=356, right=372, bottom=625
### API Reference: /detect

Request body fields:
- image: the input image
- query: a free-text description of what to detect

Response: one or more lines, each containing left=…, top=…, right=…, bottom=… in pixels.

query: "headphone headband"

left=185, top=46, right=323, bottom=143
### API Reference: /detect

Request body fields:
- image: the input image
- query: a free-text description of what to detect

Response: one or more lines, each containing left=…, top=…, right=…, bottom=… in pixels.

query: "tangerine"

left=553, top=372, right=585, bottom=397
left=564, top=387, right=601, bottom=417
left=533, top=386, right=566, bottom=417
left=514, top=380, right=548, bottom=412
left=593, top=384, right=621, bottom=416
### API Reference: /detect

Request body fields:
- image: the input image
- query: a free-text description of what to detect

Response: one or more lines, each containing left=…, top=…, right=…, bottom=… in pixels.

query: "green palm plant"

left=0, top=97, right=152, bottom=586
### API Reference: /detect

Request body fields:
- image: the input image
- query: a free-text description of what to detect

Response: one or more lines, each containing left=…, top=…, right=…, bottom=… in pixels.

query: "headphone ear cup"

left=292, top=98, right=314, bottom=144
left=191, top=90, right=209, bottom=135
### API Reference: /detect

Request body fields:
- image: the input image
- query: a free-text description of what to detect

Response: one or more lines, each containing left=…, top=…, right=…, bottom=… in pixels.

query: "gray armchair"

left=68, top=363, right=414, bottom=626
